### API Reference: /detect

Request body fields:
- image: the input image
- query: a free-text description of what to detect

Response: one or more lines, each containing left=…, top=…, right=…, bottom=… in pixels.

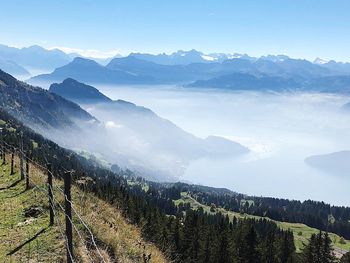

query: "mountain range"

left=129, top=49, right=254, bottom=65
left=30, top=57, right=154, bottom=86
left=28, top=51, right=350, bottom=94
left=0, top=70, right=248, bottom=180
left=2, top=43, right=350, bottom=93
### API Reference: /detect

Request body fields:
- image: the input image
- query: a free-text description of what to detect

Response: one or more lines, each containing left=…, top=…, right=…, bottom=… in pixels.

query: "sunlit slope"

left=0, top=155, right=167, bottom=262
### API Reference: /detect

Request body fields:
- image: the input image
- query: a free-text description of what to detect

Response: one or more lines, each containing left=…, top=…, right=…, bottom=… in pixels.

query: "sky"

left=1, top=0, right=350, bottom=61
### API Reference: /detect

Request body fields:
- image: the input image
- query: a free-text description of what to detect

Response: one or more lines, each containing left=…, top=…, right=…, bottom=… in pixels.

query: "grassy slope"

left=0, top=155, right=167, bottom=262
left=0, top=157, right=64, bottom=262
left=175, top=192, right=350, bottom=256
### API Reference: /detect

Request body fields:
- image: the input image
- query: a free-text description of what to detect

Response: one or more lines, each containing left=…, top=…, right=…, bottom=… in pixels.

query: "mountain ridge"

left=0, top=69, right=96, bottom=131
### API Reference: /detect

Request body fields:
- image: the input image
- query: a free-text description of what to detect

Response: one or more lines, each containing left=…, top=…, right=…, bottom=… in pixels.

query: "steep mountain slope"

left=0, top=69, right=96, bottom=132
left=50, top=78, right=112, bottom=103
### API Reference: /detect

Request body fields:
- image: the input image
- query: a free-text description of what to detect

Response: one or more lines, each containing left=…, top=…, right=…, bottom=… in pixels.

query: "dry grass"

left=70, top=184, right=167, bottom=263
left=0, top=154, right=167, bottom=262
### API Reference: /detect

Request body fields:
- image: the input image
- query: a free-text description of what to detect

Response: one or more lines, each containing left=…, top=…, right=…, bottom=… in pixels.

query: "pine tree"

left=259, top=231, right=277, bottom=263
left=203, top=234, right=211, bottom=263
left=302, top=231, right=336, bottom=263
left=321, top=232, right=336, bottom=263
left=245, top=225, right=259, bottom=263
left=279, top=231, right=295, bottom=263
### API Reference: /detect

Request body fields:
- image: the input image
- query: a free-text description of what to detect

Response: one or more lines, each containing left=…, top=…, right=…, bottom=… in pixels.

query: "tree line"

left=167, top=182, right=350, bottom=240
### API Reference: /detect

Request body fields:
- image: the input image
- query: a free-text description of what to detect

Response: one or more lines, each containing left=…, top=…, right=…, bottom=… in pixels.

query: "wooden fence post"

left=25, top=155, right=29, bottom=190
left=20, top=138, right=24, bottom=180
left=47, top=163, right=54, bottom=226
left=64, top=171, right=73, bottom=263
left=10, top=150, right=14, bottom=175
left=0, top=127, right=3, bottom=162
left=2, top=140, right=5, bottom=165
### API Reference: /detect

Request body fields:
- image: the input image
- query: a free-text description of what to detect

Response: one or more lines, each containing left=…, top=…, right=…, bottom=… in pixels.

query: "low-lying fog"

left=96, top=84, right=350, bottom=206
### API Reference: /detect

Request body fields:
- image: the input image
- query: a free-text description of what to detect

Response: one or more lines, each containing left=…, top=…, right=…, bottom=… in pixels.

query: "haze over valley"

left=96, top=84, right=350, bottom=206
left=1, top=42, right=350, bottom=205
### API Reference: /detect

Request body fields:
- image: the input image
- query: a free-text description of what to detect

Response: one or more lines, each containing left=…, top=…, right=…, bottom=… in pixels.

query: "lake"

left=96, top=84, right=350, bottom=206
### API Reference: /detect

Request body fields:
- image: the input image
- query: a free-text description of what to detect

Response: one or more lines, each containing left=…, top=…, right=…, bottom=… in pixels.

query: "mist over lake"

left=96, top=84, right=350, bottom=206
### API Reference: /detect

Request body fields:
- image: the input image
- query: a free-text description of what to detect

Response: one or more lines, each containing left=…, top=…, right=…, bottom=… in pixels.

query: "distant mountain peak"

left=174, top=49, right=203, bottom=56
left=49, top=78, right=112, bottom=103
left=72, top=56, right=100, bottom=65
left=24, top=45, right=45, bottom=51
left=314, top=57, right=329, bottom=65
left=260, top=54, right=290, bottom=62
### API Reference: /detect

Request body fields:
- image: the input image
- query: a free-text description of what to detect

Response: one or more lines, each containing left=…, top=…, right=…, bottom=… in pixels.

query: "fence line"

left=0, top=138, right=106, bottom=262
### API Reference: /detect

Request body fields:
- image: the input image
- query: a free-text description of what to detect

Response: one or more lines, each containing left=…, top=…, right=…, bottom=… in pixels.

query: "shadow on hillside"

left=6, top=227, right=47, bottom=256
left=5, top=188, right=26, bottom=198
left=0, top=178, right=22, bottom=191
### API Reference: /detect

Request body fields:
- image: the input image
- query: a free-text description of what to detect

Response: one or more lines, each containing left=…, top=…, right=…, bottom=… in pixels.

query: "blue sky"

left=1, top=0, right=350, bottom=61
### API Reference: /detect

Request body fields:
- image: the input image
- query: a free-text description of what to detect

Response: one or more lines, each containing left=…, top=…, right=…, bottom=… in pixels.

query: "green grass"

left=175, top=192, right=350, bottom=256
left=276, top=221, right=350, bottom=253
left=0, top=158, right=64, bottom=262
